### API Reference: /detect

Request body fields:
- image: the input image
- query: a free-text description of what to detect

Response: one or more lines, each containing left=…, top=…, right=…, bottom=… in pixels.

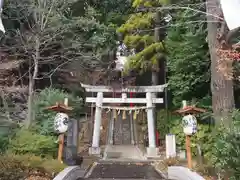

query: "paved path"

left=103, top=145, right=146, bottom=161
left=78, top=145, right=167, bottom=179
left=85, top=162, right=166, bottom=179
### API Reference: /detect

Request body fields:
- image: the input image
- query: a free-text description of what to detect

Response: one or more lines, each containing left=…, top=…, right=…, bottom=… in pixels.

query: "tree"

left=166, top=0, right=211, bottom=107
left=1, top=0, right=114, bottom=128
left=206, top=0, right=235, bottom=126
left=117, top=0, right=168, bottom=74
left=88, top=0, right=132, bottom=26
left=117, top=0, right=170, bottom=128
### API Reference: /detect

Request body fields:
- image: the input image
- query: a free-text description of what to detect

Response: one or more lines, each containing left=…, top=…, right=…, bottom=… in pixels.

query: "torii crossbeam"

left=82, top=83, right=168, bottom=157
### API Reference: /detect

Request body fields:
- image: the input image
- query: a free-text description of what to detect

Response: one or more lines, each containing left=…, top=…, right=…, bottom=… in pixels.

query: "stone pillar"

left=146, top=92, right=158, bottom=157
left=89, top=92, right=103, bottom=155
left=65, top=119, right=80, bottom=165
left=166, top=134, right=176, bottom=158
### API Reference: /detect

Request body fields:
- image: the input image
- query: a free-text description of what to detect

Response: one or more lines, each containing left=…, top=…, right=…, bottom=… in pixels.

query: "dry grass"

left=0, top=153, right=66, bottom=180
left=154, top=157, right=216, bottom=179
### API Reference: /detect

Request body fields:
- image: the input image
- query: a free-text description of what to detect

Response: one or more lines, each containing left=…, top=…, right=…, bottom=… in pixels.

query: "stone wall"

left=78, top=110, right=109, bottom=150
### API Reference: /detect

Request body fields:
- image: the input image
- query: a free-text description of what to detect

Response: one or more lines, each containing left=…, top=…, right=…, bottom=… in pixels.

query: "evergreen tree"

left=165, top=1, right=211, bottom=106
left=117, top=0, right=168, bottom=73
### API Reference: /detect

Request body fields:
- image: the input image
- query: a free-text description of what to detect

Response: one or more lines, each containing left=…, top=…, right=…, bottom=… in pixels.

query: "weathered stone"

left=88, top=147, right=101, bottom=156
left=168, top=166, right=205, bottom=180
left=146, top=147, right=159, bottom=157
left=53, top=166, right=86, bottom=180
left=64, top=119, right=80, bottom=166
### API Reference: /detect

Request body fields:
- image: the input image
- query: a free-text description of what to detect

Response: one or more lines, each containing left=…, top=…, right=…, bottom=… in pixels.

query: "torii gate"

left=81, top=83, right=168, bottom=157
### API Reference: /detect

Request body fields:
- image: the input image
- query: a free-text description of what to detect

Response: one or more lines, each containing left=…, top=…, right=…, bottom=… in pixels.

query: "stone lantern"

left=175, top=100, right=206, bottom=169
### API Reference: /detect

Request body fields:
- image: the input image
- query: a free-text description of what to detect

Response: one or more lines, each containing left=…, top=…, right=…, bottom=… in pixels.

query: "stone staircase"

left=103, top=145, right=146, bottom=161
left=85, top=162, right=166, bottom=179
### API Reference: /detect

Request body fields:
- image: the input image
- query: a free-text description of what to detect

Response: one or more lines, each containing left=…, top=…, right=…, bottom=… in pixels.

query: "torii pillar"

left=81, top=83, right=168, bottom=157
left=146, top=92, right=158, bottom=157
left=89, top=92, right=103, bottom=155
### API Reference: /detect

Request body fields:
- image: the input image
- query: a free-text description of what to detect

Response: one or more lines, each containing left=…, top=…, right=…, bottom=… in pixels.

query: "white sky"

left=220, top=0, right=240, bottom=30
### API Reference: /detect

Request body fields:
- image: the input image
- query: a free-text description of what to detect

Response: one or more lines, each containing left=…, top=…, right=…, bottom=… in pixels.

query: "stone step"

left=85, top=162, right=166, bottom=179
left=86, top=179, right=156, bottom=180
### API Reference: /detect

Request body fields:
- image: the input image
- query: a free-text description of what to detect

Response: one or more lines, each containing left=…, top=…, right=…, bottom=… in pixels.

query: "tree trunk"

left=206, top=0, right=235, bottom=126
left=27, top=75, right=34, bottom=128
left=26, top=36, right=40, bottom=128
left=152, top=10, right=161, bottom=144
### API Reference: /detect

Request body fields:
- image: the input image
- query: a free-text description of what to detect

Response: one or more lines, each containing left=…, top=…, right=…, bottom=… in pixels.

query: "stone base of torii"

left=81, top=83, right=168, bottom=157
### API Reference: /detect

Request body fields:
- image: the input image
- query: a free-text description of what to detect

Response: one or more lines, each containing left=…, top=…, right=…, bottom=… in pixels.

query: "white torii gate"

left=82, top=83, right=168, bottom=157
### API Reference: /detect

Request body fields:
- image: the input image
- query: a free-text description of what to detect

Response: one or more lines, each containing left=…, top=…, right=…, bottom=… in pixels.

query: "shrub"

left=0, top=122, right=18, bottom=153
left=0, top=153, right=66, bottom=180
left=0, top=136, right=9, bottom=153
left=0, top=155, right=26, bottom=180
left=156, top=110, right=172, bottom=138
left=33, top=88, right=84, bottom=136
left=169, top=115, right=214, bottom=159
left=8, top=129, right=58, bottom=158
left=211, top=110, right=240, bottom=180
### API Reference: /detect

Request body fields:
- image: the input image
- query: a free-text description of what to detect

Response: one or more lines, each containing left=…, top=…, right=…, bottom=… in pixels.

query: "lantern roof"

left=45, top=102, right=73, bottom=113
left=175, top=106, right=206, bottom=115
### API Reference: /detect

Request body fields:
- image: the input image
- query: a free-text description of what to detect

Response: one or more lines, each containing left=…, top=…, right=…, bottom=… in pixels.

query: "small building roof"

left=175, top=106, right=206, bottom=115
left=45, top=102, right=73, bottom=113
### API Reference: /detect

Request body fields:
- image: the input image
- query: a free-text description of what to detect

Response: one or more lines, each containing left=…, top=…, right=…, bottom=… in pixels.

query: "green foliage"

left=132, top=0, right=169, bottom=7
left=0, top=136, right=9, bottom=153
left=88, top=0, right=132, bottom=26
left=156, top=109, right=178, bottom=138
left=117, top=0, right=167, bottom=72
left=211, top=110, right=240, bottom=179
left=8, top=129, right=57, bottom=157
left=34, top=88, right=84, bottom=135
left=118, top=13, right=154, bottom=34
left=124, top=35, right=155, bottom=49
left=0, top=121, right=18, bottom=153
left=126, top=42, right=165, bottom=72
left=166, top=1, right=210, bottom=106
left=157, top=110, right=168, bottom=137
left=169, top=115, right=214, bottom=159
left=0, top=153, right=66, bottom=179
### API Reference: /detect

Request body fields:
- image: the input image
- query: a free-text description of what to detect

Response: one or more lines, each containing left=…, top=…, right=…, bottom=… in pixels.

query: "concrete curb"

left=168, top=166, right=205, bottom=180
left=53, top=166, right=86, bottom=180
left=153, top=165, right=168, bottom=179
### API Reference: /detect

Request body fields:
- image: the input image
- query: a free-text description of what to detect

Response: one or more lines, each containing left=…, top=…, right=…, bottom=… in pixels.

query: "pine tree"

left=117, top=0, right=168, bottom=73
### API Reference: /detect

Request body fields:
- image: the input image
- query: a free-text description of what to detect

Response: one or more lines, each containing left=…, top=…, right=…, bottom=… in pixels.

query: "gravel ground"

left=86, top=162, right=166, bottom=179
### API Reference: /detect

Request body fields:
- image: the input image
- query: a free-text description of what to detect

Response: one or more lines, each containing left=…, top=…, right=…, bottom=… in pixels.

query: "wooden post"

left=58, top=134, right=64, bottom=162
left=186, top=135, right=192, bottom=169
left=57, top=98, right=68, bottom=163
